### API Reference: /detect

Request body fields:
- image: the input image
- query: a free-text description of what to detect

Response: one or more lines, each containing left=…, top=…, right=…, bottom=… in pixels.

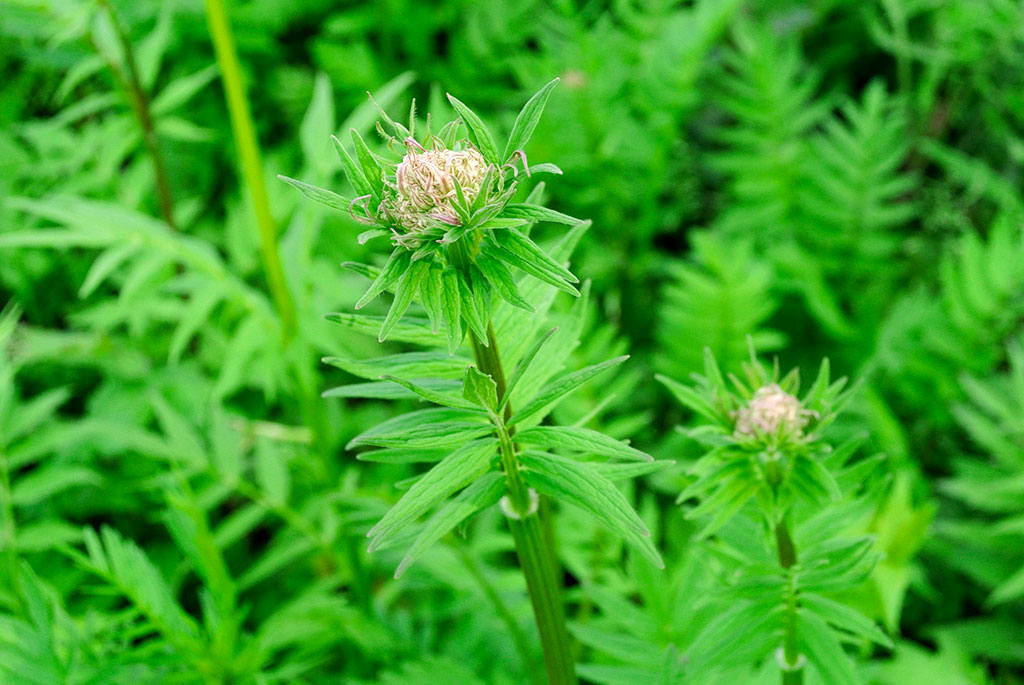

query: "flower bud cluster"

left=385, top=143, right=489, bottom=239
left=733, top=383, right=815, bottom=440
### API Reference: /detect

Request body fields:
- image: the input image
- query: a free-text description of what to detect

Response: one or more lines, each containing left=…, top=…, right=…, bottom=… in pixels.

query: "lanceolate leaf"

left=441, top=266, right=463, bottom=353
left=380, top=375, right=480, bottom=410
left=501, top=326, right=557, bottom=409
left=355, top=249, right=412, bottom=310
left=395, top=472, right=506, bottom=578
left=323, top=351, right=470, bottom=380
left=380, top=259, right=429, bottom=342
left=798, top=611, right=859, bottom=685
left=509, top=356, right=629, bottom=426
left=503, top=77, right=560, bottom=162
left=332, top=134, right=372, bottom=198
left=278, top=175, right=351, bottom=213
left=446, top=93, right=500, bottom=164
left=801, top=594, right=893, bottom=648
left=475, top=252, right=534, bottom=311
left=513, top=426, right=653, bottom=462
left=367, top=439, right=499, bottom=551
left=518, top=451, right=663, bottom=568
left=421, top=263, right=445, bottom=333
left=502, top=203, right=583, bottom=226
left=458, top=269, right=490, bottom=344
left=350, top=128, right=384, bottom=200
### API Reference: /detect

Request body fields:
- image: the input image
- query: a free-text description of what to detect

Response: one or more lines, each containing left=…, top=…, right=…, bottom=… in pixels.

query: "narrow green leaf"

left=457, top=268, right=489, bottom=343
left=332, top=134, right=372, bottom=198
left=355, top=448, right=448, bottom=464
left=441, top=266, right=463, bottom=353
left=355, top=249, right=411, bottom=310
left=368, top=439, right=499, bottom=550
left=395, top=472, right=506, bottom=577
left=500, top=326, right=557, bottom=410
left=509, top=356, right=629, bottom=426
left=421, top=263, right=445, bottom=333
left=519, top=451, right=663, bottom=568
left=325, top=312, right=440, bottom=346
left=349, top=413, right=493, bottom=449
left=380, top=259, right=429, bottom=341
left=323, top=351, right=470, bottom=380
left=798, top=611, right=859, bottom=685
left=350, top=128, right=384, bottom=199
left=514, top=426, right=652, bottom=462
left=801, top=594, right=893, bottom=648
left=475, top=252, right=534, bottom=311
left=381, top=375, right=479, bottom=410
left=503, top=77, right=560, bottom=161
left=502, top=203, right=583, bottom=226
left=278, top=175, right=352, bottom=213
left=446, top=93, right=500, bottom=164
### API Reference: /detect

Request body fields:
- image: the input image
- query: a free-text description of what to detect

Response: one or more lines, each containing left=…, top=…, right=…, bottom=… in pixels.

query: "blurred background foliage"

left=0, top=0, right=1023, bottom=682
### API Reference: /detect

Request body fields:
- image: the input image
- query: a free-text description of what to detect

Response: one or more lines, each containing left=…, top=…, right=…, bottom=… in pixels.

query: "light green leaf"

left=509, top=356, right=629, bottom=426
left=503, top=77, right=560, bottom=161
left=395, top=472, right=506, bottom=577
left=368, top=439, right=499, bottom=550
left=446, top=93, right=500, bottom=164
left=518, top=451, right=663, bottom=568
left=513, top=426, right=652, bottom=462
left=801, top=594, right=893, bottom=648
left=355, top=249, right=412, bottom=310
left=799, top=611, right=859, bottom=685
left=380, top=260, right=429, bottom=342
left=278, top=175, right=352, bottom=213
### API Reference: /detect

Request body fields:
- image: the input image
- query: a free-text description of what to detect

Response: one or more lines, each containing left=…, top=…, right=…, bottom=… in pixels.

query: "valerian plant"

left=283, top=79, right=667, bottom=685
left=658, top=350, right=893, bottom=684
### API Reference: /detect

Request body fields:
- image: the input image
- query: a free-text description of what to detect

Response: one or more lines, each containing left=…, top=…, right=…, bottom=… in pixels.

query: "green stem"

left=775, top=518, right=802, bottom=685
left=471, top=323, right=577, bottom=685
left=204, top=0, right=297, bottom=342
left=0, top=449, right=22, bottom=612
left=97, top=0, right=177, bottom=230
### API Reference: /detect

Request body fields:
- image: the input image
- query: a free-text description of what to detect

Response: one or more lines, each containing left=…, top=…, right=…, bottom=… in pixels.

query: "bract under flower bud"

left=733, top=383, right=813, bottom=438
left=385, top=145, right=489, bottom=241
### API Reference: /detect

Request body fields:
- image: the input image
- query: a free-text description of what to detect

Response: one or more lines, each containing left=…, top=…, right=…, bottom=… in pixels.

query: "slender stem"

left=775, top=518, right=802, bottom=685
left=97, top=1, right=177, bottom=229
left=471, top=322, right=577, bottom=685
left=454, top=542, right=545, bottom=685
left=0, top=449, right=22, bottom=612
left=204, top=0, right=297, bottom=342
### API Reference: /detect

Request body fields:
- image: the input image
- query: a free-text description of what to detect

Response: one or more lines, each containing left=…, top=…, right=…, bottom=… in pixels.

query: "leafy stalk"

left=470, top=322, right=577, bottom=685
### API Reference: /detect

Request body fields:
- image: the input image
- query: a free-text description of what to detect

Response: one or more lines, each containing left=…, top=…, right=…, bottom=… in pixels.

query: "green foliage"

left=2, top=0, right=1024, bottom=682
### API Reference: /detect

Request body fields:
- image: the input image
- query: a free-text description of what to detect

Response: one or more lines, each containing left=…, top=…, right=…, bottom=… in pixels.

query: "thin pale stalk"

left=471, top=322, right=577, bottom=685
left=204, top=0, right=297, bottom=341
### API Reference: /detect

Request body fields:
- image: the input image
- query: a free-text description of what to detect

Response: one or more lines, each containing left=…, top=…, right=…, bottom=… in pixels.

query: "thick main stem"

left=775, top=519, right=802, bottom=685
left=471, top=323, right=577, bottom=685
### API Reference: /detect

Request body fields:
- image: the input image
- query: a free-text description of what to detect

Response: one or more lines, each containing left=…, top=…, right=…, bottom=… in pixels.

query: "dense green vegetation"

left=1, top=0, right=1023, bottom=683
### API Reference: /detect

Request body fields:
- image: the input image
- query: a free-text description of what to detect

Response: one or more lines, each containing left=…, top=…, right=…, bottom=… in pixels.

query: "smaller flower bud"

left=733, top=384, right=813, bottom=439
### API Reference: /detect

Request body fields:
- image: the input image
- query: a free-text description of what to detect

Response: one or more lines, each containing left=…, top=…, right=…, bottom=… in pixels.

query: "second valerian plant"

left=659, top=350, right=893, bottom=684
left=283, top=79, right=667, bottom=685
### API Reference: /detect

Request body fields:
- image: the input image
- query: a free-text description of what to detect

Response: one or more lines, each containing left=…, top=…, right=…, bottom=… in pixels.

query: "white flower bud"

left=733, top=384, right=812, bottom=438
left=386, top=145, right=488, bottom=238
